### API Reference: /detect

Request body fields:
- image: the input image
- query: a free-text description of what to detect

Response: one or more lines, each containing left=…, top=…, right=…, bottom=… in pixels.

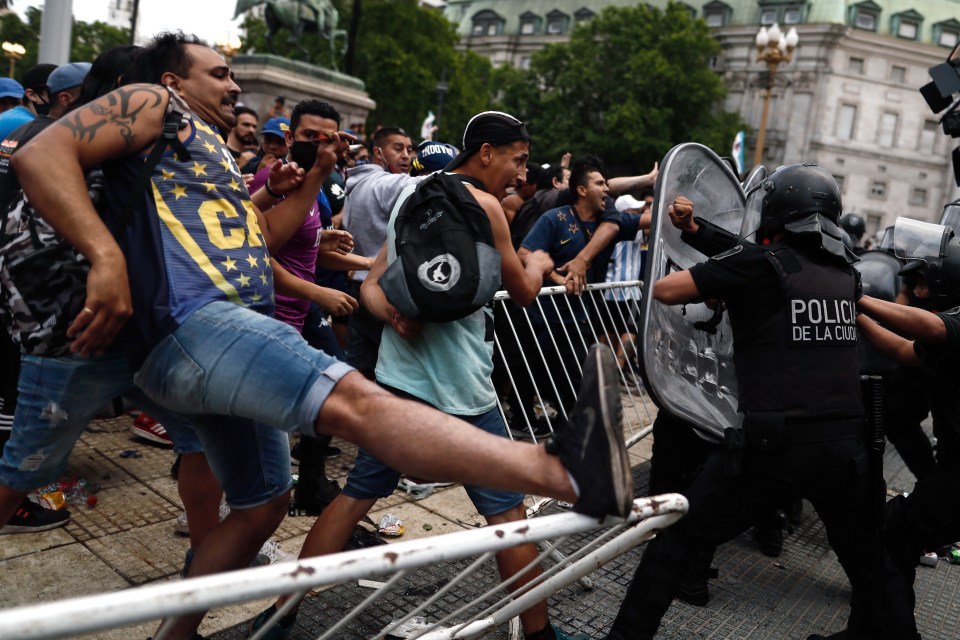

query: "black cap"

left=22, top=64, right=57, bottom=91
left=445, top=111, right=530, bottom=171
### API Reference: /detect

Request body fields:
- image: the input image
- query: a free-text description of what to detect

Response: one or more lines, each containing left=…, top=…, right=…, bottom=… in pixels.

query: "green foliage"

left=239, top=0, right=494, bottom=143
left=495, top=2, right=745, bottom=173
left=0, top=8, right=130, bottom=83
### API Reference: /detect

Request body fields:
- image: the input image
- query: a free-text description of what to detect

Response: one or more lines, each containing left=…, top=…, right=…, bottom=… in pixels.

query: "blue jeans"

left=134, top=301, right=354, bottom=438
left=0, top=352, right=200, bottom=492
left=343, top=406, right=524, bottom=517
left=0, top=351, right=291, bottom=508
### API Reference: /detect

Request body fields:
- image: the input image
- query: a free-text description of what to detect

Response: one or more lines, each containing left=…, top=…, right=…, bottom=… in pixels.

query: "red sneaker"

left=130, top=413, right=174, bottom=447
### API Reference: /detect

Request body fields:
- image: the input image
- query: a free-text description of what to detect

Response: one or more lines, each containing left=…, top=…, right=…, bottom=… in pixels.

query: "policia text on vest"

left=789, top=297, right=856, bottom=344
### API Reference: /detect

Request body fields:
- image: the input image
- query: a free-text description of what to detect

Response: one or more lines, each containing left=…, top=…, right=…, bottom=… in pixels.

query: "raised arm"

left=14, top=83, right=170, bottom=356
left=856, top=313, right=921, bottom=366
left=857, top=295, right=947, bottom=343
left=607, top=162, right=658, bottom=195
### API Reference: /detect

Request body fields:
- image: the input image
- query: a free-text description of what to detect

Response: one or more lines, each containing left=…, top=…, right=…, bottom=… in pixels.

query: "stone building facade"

left=445, top=0, right=960, bottom=235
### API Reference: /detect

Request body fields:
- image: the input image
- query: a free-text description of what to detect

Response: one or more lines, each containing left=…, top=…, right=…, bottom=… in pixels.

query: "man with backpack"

left=248, top=110, right=615, bottom=640
left=17, top=36, right=632, bottom=639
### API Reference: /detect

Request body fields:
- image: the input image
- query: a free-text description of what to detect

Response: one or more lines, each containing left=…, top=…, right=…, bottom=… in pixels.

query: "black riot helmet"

left=895, top=217, right=960, bottom=309
left=840, top=213, right=866, bottom=243
left=755, top=163, right=852, bottom=262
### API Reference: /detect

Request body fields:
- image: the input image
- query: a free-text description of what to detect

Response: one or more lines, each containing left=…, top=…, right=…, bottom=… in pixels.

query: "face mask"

left=33, top=96, right=50, bottom=117
left=289, top=140, right=318, bottom=171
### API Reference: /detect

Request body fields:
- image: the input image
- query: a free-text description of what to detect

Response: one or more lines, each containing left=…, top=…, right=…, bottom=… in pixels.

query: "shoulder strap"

left=118, top=89, right=193, bottom=228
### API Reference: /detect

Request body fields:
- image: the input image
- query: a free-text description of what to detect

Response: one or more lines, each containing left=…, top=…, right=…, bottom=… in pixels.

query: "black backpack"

left=380, top=172, right=501, bottom=322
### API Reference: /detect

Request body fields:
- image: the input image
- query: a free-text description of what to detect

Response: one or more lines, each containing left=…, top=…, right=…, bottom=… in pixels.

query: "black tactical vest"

left=734, top=244, right=862, bottom=418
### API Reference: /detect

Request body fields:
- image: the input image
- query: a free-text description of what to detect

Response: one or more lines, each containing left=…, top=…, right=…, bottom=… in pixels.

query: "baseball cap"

left=445, top=111, right=530, bottom=171
left=615, top=194, right=648, bottom=212
left=261, top=116, right=290, bottom=138
left=47, top=62, right=91, bottom=94
left=0, top=77, right=23, bottom=100
left=410, top=140, right=459, bottom=176
left=21, top=64, right=56, bottom=92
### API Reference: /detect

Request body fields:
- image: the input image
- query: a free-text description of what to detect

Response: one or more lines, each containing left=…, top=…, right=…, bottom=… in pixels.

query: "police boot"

left=752, top=509, right=786, bottom=557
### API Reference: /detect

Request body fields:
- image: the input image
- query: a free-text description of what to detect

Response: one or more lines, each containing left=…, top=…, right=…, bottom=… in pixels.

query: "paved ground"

left=2, top=408, right=959, bottom=639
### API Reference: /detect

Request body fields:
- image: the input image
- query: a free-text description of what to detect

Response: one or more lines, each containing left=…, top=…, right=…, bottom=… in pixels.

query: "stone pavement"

left=1, top=409, right=959, bottom=639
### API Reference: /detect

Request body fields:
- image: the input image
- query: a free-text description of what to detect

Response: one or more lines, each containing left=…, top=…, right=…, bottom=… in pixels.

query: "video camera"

left=921, top=42, right=960, bottom=185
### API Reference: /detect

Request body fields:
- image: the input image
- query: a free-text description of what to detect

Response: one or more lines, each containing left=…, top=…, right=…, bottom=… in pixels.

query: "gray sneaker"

left=550, top=344, right=633, bottom=519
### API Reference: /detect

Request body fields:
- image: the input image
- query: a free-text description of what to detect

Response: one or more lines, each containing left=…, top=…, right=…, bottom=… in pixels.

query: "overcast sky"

left=16, top=0, right=245, bottom=46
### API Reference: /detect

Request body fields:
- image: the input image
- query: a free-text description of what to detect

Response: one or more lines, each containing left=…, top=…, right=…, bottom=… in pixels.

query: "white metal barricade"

left=493, top=281, right=653, bottom=449
left=0, top=495, right=687, bottom=640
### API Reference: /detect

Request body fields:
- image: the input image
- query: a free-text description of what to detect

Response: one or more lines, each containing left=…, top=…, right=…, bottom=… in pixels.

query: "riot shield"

left=741, top=164, right=768, bottom=193
left=640, top=143, right=744, bottom=442
left=855, top=250, right=903, bottom=374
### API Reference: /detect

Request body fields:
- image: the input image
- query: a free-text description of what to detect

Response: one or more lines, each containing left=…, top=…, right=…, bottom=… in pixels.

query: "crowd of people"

left=0, top=28, right=958, bottom=640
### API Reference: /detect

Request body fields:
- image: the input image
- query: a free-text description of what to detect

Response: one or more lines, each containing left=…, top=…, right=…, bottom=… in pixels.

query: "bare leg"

left=274, top=493, right=377, bottom=612
left=176, top=452, right=222, bottom=551
left=486, top=505, right=549, bottom=634
left=317, top=373, right=576, bottom=501
left=160, top=491, right=290, bottom=640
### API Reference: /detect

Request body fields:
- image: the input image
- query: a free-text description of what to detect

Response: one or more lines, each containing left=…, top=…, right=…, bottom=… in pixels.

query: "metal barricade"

left=0, top=495, right=687, bottom=640
left=493, top=280, right=653, bottom=449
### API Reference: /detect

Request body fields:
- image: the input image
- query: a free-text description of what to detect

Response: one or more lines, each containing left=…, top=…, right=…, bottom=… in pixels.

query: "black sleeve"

left=914, top=308, right=960, bottom=375
left=680, top=216, right=739, bottom=257
left=688, top=244, right=778, bottom=302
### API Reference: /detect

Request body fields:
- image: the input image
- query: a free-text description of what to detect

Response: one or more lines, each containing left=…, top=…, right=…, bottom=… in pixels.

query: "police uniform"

left=606, top=238, right=918, bottom=640
left=886, top=307, right=960, bottom=580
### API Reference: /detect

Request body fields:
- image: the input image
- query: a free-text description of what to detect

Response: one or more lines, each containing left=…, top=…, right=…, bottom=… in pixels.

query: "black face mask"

left=33, top=97, right=50, bottom=117
left=289, top=140, right=318, bottom=172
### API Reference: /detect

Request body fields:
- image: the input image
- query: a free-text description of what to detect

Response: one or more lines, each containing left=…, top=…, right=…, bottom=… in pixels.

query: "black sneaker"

left=1, top=497, right=70, bottom=534
left=549, top=344, right=633, bottom=519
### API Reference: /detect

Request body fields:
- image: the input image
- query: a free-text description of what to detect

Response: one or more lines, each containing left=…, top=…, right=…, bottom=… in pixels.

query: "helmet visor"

left=738, top=180, right=765, bottom=242
left=940, top=200, right=960, bottom=234
left=893, top=217, right=952, bottom=261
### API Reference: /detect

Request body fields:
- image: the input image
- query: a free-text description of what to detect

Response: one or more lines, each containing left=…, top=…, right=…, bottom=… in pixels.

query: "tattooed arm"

left=13, top=83, right=168, bottom=356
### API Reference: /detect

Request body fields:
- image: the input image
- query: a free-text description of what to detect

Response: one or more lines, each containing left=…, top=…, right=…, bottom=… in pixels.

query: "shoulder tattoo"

left=56, top=84, right=165, bottom=149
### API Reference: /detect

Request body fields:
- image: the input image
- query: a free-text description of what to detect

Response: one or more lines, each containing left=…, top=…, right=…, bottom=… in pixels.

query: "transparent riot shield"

left=640, top=143, right=744, bottom=442
left=855, top=250, right=903, bottom=374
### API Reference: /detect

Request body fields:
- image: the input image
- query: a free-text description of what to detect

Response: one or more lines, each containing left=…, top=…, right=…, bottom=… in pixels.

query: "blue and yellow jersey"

left=105, top=104, right=274, bottom=359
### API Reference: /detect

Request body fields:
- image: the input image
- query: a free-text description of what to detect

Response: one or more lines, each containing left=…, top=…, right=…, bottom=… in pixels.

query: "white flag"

left=420, top=111, right=436, bottom=141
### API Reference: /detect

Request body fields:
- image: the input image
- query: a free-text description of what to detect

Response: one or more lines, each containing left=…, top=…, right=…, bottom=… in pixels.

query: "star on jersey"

left=202, top=181, right=218, bottom=193
left=171, top=184, right=187, bottom=199
left=568, top=223, right=580, bottom=235
left=191, top=162, right=208, bottom=177
left=245, top=254, right=260, bottom=268
left=557, top=211, right=567, bottom=222
left=236, top=273, right=251, bottom=288
left=161, top=169, right=175, bottom=180
left=222, top=257, right=237, bottom=271
left=202, top=141, right=217, bottom=154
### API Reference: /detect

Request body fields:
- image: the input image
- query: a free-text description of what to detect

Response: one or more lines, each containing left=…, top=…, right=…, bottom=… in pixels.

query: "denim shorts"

left=343, top=407, right=524, bottom=517
left=0, top=352, right=203, bottom=492
left=134, top=300, right=354, bottom=438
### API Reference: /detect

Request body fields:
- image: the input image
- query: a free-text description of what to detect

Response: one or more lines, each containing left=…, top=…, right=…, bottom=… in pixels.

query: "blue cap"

left=47, top=62, right=91, bottom=94
left=261, top=116, right=290, bottom=138
left=0, top=78, right=24, bottom=100
left=411, top=140, right=459, bottom=176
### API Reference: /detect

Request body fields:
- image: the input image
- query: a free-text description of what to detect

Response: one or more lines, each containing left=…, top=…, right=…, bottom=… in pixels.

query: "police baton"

left=861, top=374, right=886, bottom=604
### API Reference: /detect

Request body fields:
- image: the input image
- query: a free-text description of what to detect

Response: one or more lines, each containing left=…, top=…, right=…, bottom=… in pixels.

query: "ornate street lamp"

left=2, top=41, right=25, bottom=79
left=753, top=24, right=799, bottom=167
left=215, top=34, right=243, bottom=63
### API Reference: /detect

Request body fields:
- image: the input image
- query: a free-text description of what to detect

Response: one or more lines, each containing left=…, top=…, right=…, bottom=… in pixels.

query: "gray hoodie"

left=343, top=164, right=426, bottom=282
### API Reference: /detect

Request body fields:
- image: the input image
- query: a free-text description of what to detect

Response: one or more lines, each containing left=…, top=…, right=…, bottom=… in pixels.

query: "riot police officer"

left=841, top=213, right=867, bottom=253
left=858, top=217, right=960, bottom=598
left=604, top=164, right=918, bottom=640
